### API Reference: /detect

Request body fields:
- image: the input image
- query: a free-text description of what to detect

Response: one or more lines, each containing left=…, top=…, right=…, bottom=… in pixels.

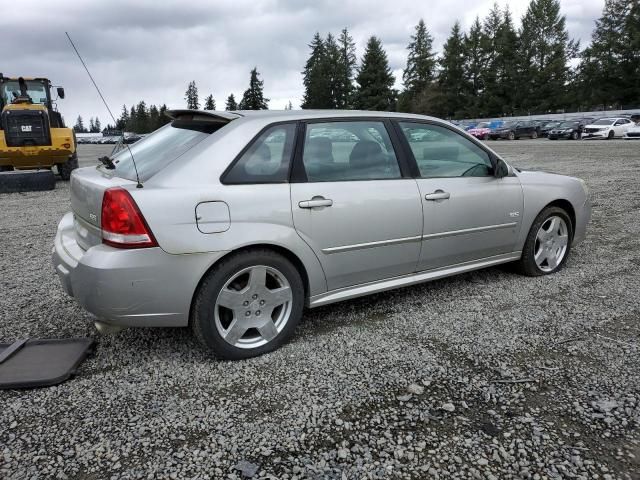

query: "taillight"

left=101, top=187, right=157, bottom=248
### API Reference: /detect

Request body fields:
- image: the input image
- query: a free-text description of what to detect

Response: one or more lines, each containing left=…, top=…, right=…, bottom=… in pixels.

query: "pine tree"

left=239, top=68, right=269, bottom=110
left=354, top=36, right=396, bottom=111
left=204, top=94, right=216, bottom=110
left=89, top=117, right=95, bottom=133
left=336, top=28, right=357, bottom=108
left=435, top=22, right=467, bottom=118
left=579, top=0, right=638, bottom=108
left=94, top=117, right=101, bottom=133
left=128, top=106, right=136, bottom=131
left=225, top=94, right=238, bottom=110
left=301, top=33, right=332, bottom=108
left=463, top=17, right=486, bottom=117
left=285, top=100, right=293, bottom=110
left=158, top=104, right=170, bottom=128
left=116, top=105, right=129, bottom=131
left=148, top=105, right=160, bottom=131
left=185, top=80, right=199, bottom=109
left=400, top=19, right=437, bottom=112
left=324, top=33, right=342, bottom=109
left=517, top=0, right=578, bottom=113
left=135, top=101, right=149, bottom=133
left=73, top=115, right=86, bottom=133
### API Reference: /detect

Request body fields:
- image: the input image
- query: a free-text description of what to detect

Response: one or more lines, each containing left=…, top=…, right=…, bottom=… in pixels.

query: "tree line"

left=76, top=0, right=639, bottom=134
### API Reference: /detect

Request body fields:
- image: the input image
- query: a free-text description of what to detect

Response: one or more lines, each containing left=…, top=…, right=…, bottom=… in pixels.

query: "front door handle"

left=424, top=191, right=450, bottom=201
left=299, top=197, right=333, bottom=209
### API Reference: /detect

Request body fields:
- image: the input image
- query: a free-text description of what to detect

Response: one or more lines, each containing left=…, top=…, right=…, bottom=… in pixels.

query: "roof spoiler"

left=166, top=109, right=242, bottom=123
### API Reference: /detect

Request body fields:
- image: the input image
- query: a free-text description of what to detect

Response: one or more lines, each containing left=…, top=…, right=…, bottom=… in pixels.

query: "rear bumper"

left=52, top=212, right=228, bottom=327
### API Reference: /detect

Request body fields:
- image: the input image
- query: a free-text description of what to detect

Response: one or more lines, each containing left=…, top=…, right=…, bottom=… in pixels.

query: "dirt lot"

left=1, top=140, right=639, bottom=479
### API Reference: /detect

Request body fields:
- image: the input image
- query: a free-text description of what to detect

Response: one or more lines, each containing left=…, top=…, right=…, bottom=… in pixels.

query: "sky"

left=2, top=0, right=604, bottom=126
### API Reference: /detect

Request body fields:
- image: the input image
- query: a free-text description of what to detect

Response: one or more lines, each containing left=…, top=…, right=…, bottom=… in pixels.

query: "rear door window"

left=302, top=121, right=401, bottom=182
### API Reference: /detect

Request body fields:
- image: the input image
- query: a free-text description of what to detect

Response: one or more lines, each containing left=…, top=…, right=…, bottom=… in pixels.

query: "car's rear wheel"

left=191, top=249, right=305, bottom=360
left=516, top=206, right=573, bottom=277
left=508, top=131, right=515, bottom=140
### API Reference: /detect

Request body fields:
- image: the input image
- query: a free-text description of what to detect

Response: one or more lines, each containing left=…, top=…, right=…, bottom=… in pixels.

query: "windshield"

left=545, top=122, right=560, bottom=128
left=501, top=122, right=516, bottom=128
left=592, top=119, right=615, bottom=125
left=1, top=80, right=48, bottom=105
left=110, top=123, right=211, bottom=181
left=559, top=122, right=578, bottom=128
left=476, top=122, right=490, bottom=128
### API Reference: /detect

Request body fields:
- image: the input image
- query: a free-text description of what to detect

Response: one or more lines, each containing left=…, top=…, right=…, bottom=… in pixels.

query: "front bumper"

left=52, top=212, right=227, bottom=327
left=548, top=132, right=573, bottom=139
left=582, top=131, right=608, bottom=139
left=573, top=197, right=591, bottom=246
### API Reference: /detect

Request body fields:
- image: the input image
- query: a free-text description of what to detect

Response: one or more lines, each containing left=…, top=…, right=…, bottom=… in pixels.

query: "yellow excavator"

left=0, top=73, right=78, bottom=180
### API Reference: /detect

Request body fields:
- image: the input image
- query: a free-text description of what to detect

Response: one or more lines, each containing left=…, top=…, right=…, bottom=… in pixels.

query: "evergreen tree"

left=158, top=104, right=170, bottom=128
left=517, top=0, right=578, bottom=113
left=73, top=115, right=86, bottom=133
left=463, top=17, right=486, bottom=117
left=116, top=105, right=129, bottom=131
left=434, top=22, right=467, bottom=118
left=148, top=105, right=160, bottom=131
left=89, top=117, right=96, bottom=133
left=128, top=106, right=136, bottom=131
left=336, top=28, right=357, bottom=108
left=135, top=101, right=149, bottom=133
left=285, top=100, right=293, bottom=110
left=399, top=19, right=437, bottom=113
left=185, top=80, right=199, bottom=109
left=225, top=94, right=238, bottom=110
left=94, top=117, right=101, bottom=133
left=324, top=33, right=342, bottom=108
left=354, top=36, right=396, bottom=111
left=239, top=68, right=269, bottom=110
left=301, top=33, right=332, bottom=108
left=579, top=0, right=639, bottom=108
left=204, top=94, right=216, bottom=110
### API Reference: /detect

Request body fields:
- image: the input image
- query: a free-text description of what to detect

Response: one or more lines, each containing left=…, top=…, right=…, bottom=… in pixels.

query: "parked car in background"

left=539, top=121, right=563, bottom=138
left=489, top=120, right=538, bottom=140
left=53, top=109, right=590, bottom=360
left=582, top=117, right=633, bottom=139
left=548, top=121, right=584, bottom=140
left=623, top=115, right=640, bottom=139
left=467, top=122, right=492, bottom=140
left=531, top=119, right=553, bottom=136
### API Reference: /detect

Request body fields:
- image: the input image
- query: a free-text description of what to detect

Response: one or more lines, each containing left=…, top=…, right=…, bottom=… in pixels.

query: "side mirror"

left=495, top=158, right=510, bottom=178
left=57, top=87, right=65, bottom=99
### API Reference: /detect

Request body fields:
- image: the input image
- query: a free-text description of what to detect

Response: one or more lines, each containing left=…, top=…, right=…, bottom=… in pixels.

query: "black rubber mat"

left=0, top=338, right=94, bottom=389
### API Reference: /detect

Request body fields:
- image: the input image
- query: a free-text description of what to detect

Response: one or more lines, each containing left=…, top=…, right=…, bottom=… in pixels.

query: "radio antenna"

left=65, top=32, right=143, bottom=188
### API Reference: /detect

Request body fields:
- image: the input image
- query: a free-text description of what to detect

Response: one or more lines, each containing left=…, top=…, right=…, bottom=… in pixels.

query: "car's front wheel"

left=191, top=249, right=305, bottom=360
left=516, top=206, right=573, bottom=277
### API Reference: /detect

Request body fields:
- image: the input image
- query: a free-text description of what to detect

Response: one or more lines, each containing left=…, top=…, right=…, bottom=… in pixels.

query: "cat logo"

left=21, top=125, right=32, bottom=132
left=509, top=211, right=520, bottom=218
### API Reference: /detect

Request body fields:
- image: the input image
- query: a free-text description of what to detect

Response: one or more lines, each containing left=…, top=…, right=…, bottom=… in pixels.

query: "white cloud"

left=1, top=0, right=604, bottom=124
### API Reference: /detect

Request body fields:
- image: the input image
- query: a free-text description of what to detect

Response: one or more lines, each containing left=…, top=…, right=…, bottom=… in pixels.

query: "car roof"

left=229, top=109, right=444, bottom=122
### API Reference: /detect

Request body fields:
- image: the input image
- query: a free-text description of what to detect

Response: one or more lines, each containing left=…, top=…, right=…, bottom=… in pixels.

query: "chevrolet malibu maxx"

left=53, top=110, right=591, bottom=359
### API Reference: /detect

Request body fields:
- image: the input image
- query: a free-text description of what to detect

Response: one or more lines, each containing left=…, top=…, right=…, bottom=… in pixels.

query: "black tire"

left=483, top=133, right=489, bottom=141
left=571, top=131, right=579, bottom=140
left=607, top=130, right=614, bottom=140
left=508, top=131, right=515, bottom=140
left=191, top=249, right=305, bottom=360
left=58, top=152, right=79, bottom=181
left=0, top=170, right=55, bottom=193
left=531, top=131, right=538, bottom=139
left=0, top=165, right=14, bottom=172
left=515, top=206, right=573, bottom=277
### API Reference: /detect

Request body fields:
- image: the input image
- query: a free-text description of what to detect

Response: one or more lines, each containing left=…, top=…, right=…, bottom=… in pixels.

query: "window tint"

left=302, top=121, right=401, bottom=182
left=224, top=123, right=296, bottom=184
left=399, top=122, right=493, bottom=178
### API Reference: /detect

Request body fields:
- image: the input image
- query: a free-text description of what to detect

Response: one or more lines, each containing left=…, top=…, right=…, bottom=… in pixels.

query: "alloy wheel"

left=534, top=216, right=569, bottom=272
left=214, top=265, right=293, bottom=349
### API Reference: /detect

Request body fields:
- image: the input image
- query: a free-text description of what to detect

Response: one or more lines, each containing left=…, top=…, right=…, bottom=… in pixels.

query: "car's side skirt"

left=308, top=252, right=522, bottom=308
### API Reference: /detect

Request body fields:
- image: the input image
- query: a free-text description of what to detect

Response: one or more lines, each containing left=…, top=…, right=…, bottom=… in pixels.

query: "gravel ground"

left=1, top=140, right=639, bottom=479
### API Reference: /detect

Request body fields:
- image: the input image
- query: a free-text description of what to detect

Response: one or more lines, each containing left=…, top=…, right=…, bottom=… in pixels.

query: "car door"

left=395, top=121, right=524, bottom=271
left=614, top=119, right=630, bottom=137
left=290, top=119, right=423, bottom=291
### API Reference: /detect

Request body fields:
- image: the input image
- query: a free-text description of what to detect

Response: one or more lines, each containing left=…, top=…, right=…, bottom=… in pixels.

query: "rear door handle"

left=299, top=197, right=333, bottom=209
left=424, top=191, right=450, bottom=201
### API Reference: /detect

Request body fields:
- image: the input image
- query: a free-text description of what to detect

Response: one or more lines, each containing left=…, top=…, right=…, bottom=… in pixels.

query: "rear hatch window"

left=109, top=111, right=240, bottom=181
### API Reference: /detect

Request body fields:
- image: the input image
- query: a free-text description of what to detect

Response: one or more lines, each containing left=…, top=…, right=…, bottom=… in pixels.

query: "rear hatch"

left=70, top=110, right=240, bottom=250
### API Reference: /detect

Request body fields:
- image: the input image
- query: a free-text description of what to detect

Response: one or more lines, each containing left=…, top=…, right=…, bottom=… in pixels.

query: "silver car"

left=53, top=110, right=591, bottom=359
